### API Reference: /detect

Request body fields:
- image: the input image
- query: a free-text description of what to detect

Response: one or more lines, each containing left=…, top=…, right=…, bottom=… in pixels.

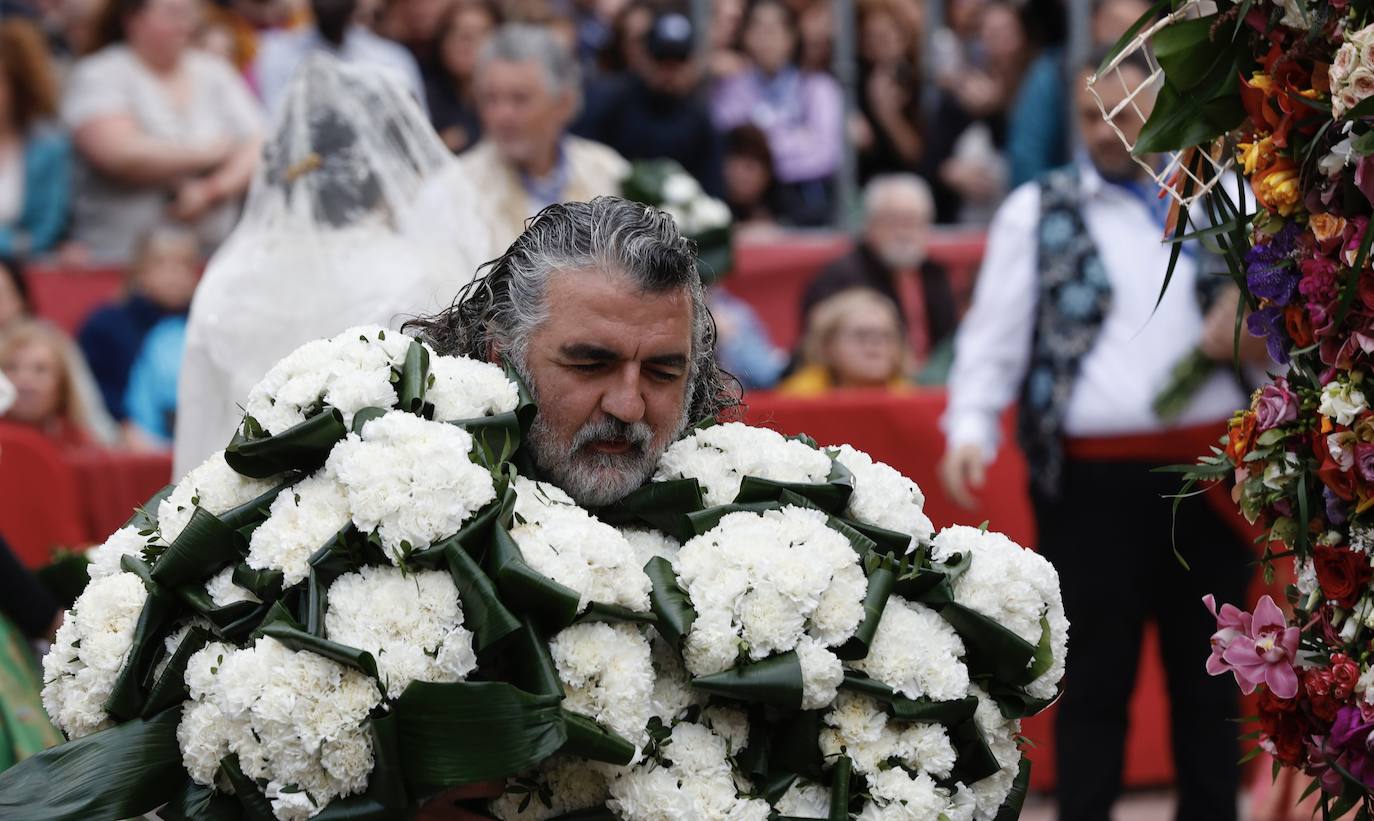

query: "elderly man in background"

left=799, top=174, right=956, bottom=372
left=456, top=24, right=629, bottom=251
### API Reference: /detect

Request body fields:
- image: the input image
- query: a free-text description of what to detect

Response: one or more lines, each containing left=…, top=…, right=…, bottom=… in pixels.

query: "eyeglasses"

left=836, top=327, right=899, bottom=346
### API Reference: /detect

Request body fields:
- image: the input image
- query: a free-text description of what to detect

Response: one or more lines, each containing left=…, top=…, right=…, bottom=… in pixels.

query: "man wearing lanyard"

left=940, top=49, right=1265, bottom=820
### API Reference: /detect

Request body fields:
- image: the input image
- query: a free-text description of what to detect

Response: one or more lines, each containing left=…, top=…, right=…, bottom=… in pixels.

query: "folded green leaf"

left=142, top=626, right=210, bottom=718
left=575, top=602, right=658, bottom=626
left=733, top=459, right=854, bottom=514
left=938, top=602, right=1039, bottom=686
left=157, top=781, right=241, bottom=821
left=486, top=525, right=581, bottom=633
left=691, top=651, right=803, bottom=709
left=394, top=680, right=567, bottom=791
left=835, top=562, right=895, bottom=661
left=124, top=483, right=176, bottom=532
left=36, top=554, right=91, bottom=609
left=398, top=339, right=431, bottom=415
left=429, top=539, right=522, bottom=655
left=104, top=584, right=180, bottom=721
left=645, top=557, right=694, bottom=651
left=0, top=707, right=187, bottom=821
left=232, top=563, right=284, bottom=600
left=314, top=713, right=412, bottom=820
left=828, top=755, right=852, bottom=821
left=220, top=754, right=276, bottom=821
left=590, top=479, right=705, bottom=542
left=151, top=507, right=241, bottom=589
left=227, top=407, right=348, bottom=478
left=840, top=518, right=912, bottom=556
left=506, top=617, right=564, bottom=699
left=992, top=759, right=1032, bottom=821
left=559, top=710, right=637, bottom=765
left=257, top=619, right=381, bottom=686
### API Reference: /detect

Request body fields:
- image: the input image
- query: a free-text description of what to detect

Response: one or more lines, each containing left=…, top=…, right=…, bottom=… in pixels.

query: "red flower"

left=1227, top=412, right=1259, bottom=463
left=1332, top=653, right=1361, bottom=700
left=1258, top=689, right=1310, bottom=767
left=1313, top=544, right=1373, bottom=609
left=1285, top=305, right=1314, bottom=348
left=1316, top=430, right=1358, bottom=502
left=1304, top=668, right=1342, bottom=723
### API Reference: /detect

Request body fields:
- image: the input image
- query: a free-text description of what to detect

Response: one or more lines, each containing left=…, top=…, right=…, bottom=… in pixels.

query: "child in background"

left=0, top=319, right=116, bottom=451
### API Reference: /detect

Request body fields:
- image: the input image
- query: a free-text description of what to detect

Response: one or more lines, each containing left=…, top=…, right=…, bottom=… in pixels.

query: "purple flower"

left=1246, top=223, right=1302, bottom=306
left=1325, top=486, right=1350, bottom=526
left=1255, top=379, right=1298, bottom=431
left=1210, top=594, right=1300, bottom=698
left=1248, top=306, right=1289, bottom=364
left=1357, top=443, right=1374, bottom=483
left=1327, top=706, right=1374, bottom=789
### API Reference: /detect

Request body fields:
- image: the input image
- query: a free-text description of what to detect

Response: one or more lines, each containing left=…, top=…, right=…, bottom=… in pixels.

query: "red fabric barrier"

left=741, top=389, right=1178, bottom=791
left=725, top=231, right=988, bottom=352
left=0, top=422, right=87, bottom=568
left=65, top=450, right=172, bottom=544
left=24, top=266, right=126, bottom=337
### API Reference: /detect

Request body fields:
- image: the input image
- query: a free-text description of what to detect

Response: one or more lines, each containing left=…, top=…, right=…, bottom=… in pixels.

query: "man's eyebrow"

left=559, top=343, right=620, bottom=361
left=644, top=354, right=689, bottom=369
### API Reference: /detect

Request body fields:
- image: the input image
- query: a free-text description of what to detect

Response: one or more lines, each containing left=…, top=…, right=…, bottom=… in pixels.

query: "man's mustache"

left=570, top=417, right=653, bottom=454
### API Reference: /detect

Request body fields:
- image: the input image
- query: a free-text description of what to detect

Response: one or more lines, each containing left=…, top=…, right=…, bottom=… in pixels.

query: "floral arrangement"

left=620, top=159, right=733, bottom=282
left=1109, top=0, right=1374, bottom=811
left=0, top=327, right=1066, bottom=820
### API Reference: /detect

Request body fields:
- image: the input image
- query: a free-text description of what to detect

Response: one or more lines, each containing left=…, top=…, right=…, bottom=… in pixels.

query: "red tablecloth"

left=65, top=449, right=173, bottom=544
left=742, top=389, right=1176, bottom=791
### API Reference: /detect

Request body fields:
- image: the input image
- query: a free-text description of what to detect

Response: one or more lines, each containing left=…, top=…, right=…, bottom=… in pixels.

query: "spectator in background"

left=78, top=225, right=198, bottom=431
left=706, top=0, right=746, bottom=79
left=379, top=0, right=454, bottom=80
left=796, top=0, right=831, bottom=74
left=0, top=257, right=30, bottom=336
left=722, top=124, right=779, bottom=234
left=710, top=288, right=785, bottom=390
left=1, top=320, right=117, bottom=451
left=593, top=0, right=655, bottom=76
left=200, top=0, right=308, bottom=76
left=62, top=0, right=264, bottom=263
left=712, top=0, right=842, bottom=226
left=779, top=288, right=913, bottom=394
left=123, top=311, right=184, bottom=447
left=801, top=175, right=954, bottom=370
left=576, top=9, right=724, bottom=197
left=427, top=0, right=501, bottom=153
left=0, top=19, right=70, bottom=259
left=922, top=0, right=1029, bottom=223
left=852, top=0, right=924, bottom=183
left=456, top=23, right=628, bottom=250
left=254, top=0, right=426, bottom=114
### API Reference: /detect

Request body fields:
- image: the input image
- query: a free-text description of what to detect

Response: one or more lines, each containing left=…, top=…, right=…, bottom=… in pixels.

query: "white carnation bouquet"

left=1, top=330, right=1066, bottom=821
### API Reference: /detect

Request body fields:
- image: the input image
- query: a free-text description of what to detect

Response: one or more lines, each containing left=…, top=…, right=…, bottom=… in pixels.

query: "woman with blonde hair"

left=779, top=287, right=915, bottom=395
left=0, top=320, right=117, bottom=452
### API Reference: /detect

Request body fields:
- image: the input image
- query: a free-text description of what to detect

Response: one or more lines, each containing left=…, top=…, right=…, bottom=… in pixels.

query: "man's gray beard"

left=527, top=412, right=666, bottom=506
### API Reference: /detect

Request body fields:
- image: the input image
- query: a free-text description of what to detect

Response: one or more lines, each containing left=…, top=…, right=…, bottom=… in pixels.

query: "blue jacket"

left=0, top=129, right=72, bottom=257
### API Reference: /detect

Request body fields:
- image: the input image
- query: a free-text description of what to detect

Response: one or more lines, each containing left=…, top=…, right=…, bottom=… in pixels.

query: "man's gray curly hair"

left=405, top=196, right=739, bottom=423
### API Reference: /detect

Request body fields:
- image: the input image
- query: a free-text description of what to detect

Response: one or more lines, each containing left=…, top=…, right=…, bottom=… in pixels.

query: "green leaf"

left=1151, top=16, right=1221, bottom=90
left=1096, top=0, right=1172, bottom=75
left=398, top=340, right=431, bottom=415
left=733, top=459, right=855, bottom=514
left=559, top=711, right=637, bottom=765
left=0, top=708, right=187, bottom=821
left=434, top=539, right=522, bottom=655
left=313, top=713, right=412, bottom=820
left=691, top=651, right=803, bottom=709
left=590, top=479, right=706, bottom=542
left=151, top=507, right=241, bottom=589
left=828, top=755, right=852, bottom=821
left=992, top=759, right=1033, bottom=821
left=36, top=554, right=91, bottom=610
left=575, top=602, right=658, bottom=626
left=157, top=781, right=241, bottom=821
left=258, top=618, right=381, bottom=681
left=142, top=626, right=210, bottom=718
left=645, top=556, right=695, bottom=651
left=507, top=617, right=564, bottom=699
left=220, top=754, right=276, bottom=821
left=225, top=407, right=348, bottom=478
left=486, top=525, right=581, bottom=633
left=835, top=562, right=895, bottom=661
left=104, top=584, right=180, bottom=721
left=394, top=680, right=567, bottom=792
left=938, top=602, right=1039, bottom=686
left=1134, top=67, right=1245, bottom=155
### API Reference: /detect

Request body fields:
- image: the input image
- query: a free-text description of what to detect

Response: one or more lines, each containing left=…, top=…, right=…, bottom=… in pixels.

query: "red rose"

left=1313, top=544, right=1373, bottom=609
left=1304, top=669, right=1341, bottom=722
left=1331, top=653, right=1361, bottom=699
left=1258, top=689, right=1310, bottom=767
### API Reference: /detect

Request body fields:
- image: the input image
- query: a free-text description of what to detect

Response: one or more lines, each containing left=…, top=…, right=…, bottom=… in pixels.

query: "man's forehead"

left=539, top=267, right=693, bottom=355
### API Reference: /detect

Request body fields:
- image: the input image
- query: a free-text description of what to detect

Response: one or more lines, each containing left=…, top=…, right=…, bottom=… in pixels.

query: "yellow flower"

left=1255, top=160, right=1302, bottom=216
left=1238, top=136, right=1277, bottom=176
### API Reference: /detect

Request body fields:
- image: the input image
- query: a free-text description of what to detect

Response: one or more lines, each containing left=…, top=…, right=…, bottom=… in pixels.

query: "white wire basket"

left=1086, top=0, right=1234, bottom=209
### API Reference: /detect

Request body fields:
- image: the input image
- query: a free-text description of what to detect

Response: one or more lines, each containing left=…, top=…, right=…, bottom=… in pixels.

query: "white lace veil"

left=173, top=54, right=494, bottom=476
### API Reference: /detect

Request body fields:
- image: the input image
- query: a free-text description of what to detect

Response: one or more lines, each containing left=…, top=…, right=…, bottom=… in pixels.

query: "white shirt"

left=254, top=27, right=426, bottom=119
left=943, top=161, right=1248, bottom=459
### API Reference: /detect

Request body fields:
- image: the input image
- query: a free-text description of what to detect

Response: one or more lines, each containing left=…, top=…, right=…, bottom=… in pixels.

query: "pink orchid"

left=1211, top=595, right=1301, bottom=698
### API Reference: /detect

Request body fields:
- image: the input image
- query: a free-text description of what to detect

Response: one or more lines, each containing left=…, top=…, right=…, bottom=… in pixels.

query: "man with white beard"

left=798, top=175, right=956, bottom=370
left=406, top=195, right=738, bottom=508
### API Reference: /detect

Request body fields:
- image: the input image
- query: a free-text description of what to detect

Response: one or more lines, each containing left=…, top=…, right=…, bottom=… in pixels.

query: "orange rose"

left=1311, top=213, right=1348, bottom=248
left=1226, top=411, right=1259, bottom=463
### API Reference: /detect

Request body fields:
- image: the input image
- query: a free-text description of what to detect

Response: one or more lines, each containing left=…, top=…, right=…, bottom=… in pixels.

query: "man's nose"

left=600, top=366, right=647, bottom=424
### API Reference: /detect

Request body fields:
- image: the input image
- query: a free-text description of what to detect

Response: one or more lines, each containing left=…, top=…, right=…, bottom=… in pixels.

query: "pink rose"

left=1357, top=442, right=1374, bottom=482
left=1334, top=44, right=1356, bottom=82
left=1256, top=380, right=1299, bottom=431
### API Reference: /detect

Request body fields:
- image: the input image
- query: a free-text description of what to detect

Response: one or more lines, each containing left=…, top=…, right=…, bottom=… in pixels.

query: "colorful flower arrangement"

left=1123, top=0, right=1374, bottom=810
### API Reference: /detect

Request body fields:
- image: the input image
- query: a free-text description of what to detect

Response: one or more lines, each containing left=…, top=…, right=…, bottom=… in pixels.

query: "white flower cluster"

left=246, top=470, right=353, bottom=586
left=1319, top=376, right=1368, bottom=426
left=326, top=410, right=496, bottom=559
left=654, top=423, right=832, bottom=507
left=851, top=596, right=969, bottom=701
left=244, top=325, right=412, bottom=435
left=325, top=565, right=478, bottom=698
left=832, top=444, right=934, bottom=543
left=179, top=637, right=383, bottom=821
left=510, top=478, right=652, bottom=613
left=85, top=526, right=149, bottom=581
left=776, top=780, right=832, bottom=817
left=426, top=354, right=520, bottom=423
left=489, top=756, right=616, bottom=821
left=622, top=528, right=681, bottom=571
left=657, top=172, right=732, bottom=237
left=206, top=566, right=261, bottom=607
left=677, top=507, right=863, bottom=709
left=932, top=525, right=1069, bottom=700
left=1332, top=24, right=1374, bottom=117
left=158, top=450, right=282, bottom=545
left=41, top=572, right=149, bottom=738
left=607, top=720, right=771, bottom=821
left=966, top=686, right=1023, bottom=820
left=550, top=622, right=655, bottom=747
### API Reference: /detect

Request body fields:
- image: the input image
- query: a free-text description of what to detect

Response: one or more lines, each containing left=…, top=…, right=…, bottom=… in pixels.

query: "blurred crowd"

left=0, top=0, right=1153, bottom=457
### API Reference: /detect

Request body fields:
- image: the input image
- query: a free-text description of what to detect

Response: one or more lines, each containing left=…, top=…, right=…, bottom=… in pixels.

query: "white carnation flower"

left=326, top=411, right=496, bottom=561
left=850, top=596, right=969, bottom=702
left=931, top=526, right=1069, bottom=700
left=426, top=354, right=520, bottom=423
left=776, top=779, right=831, bottom=818
left=649, top=632, right=705, bottom=723
left=511, top=479, right=652, bottom=613
left=247, top=470, right=352, bottom=587
left=489, top=756, right=615, bottom=821
left=699, top=704, right=750, bottom=755
left=41, top=571, right=149, bottom=738
left=85, top=526, right=149, bottom=580
left=858, top=768, right=973, bottom=821
left=832, top=444, right=933, bottom=543
left=178, top=637, right=383, bottom=820
left=622, top=528, right=681, bottom=570
left=158, top=450, right=282, bottom=545
left=244, top=325, right=413, bottom=435
left=967, top=685, right=1023, bottom=820
left=326, top=565, right=477, bottom=699
left=608, top=720, right=770, bottom=821
left=796, top=635, right=844, bottom=710
left=663, top=172, right=702, bottom=205
left=551, top=622, right=654, bottom=747
left=678, top=507, right=864, bottom=678
left=206, top=566, right=261, bottom=607
left=654, top=422, right=832, bottom=507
